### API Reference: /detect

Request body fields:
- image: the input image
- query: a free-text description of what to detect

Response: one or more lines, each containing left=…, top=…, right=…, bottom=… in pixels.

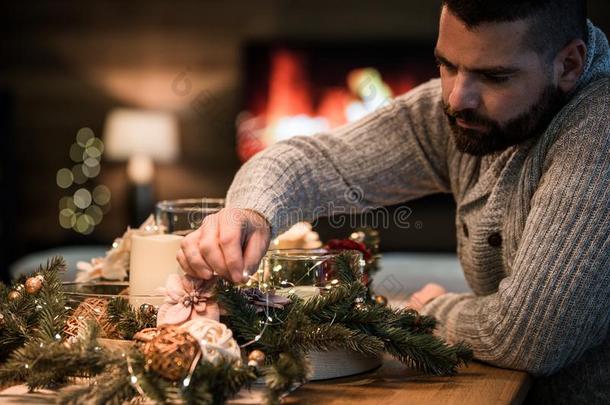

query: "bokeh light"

left=59, top=209, right=76, bottom=229
left=85, top=205, right=104, bottom=225
left=82, top=158, right=101, bottom=178
left=76, top=127, right=95, bottom=147
left=69, top=143, right=85, bottom=163
left=71, top=164, right=88, bottom=185
left=92, top=185, right=111, bottom=206
left=73, top=188, right=92, bottom=209
left=59, top=196, right=77, bottom=211
left=74, top=214, right=95, bottom=235
left=58, top=128, right=109, bottom=234
left=56, top=168, right=74, bottom=189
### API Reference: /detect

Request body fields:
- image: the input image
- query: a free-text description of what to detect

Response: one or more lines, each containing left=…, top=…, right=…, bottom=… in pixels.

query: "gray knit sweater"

left=226, top=22, right=610, bottom=403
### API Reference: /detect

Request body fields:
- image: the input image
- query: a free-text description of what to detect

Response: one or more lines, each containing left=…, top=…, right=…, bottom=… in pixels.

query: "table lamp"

left=103, top=108, right=179, bottom=225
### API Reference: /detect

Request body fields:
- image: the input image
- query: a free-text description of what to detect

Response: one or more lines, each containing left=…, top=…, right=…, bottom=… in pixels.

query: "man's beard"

left=443, top=85, right=567, bottom=156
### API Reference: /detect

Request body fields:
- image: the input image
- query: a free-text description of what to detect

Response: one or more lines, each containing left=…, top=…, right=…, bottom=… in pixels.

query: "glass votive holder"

left=155, top=198, right=225, bottom=235
left=62, top=281, right=164, bottom=309
left=252, top=249, right=364, bottom=291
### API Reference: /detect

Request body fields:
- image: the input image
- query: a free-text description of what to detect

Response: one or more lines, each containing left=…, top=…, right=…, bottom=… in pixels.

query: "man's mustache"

left=442, top=104, right=495, bottom=128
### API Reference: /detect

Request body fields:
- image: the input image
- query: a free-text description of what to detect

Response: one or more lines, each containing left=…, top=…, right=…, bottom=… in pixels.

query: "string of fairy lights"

left=56, top=127, right=111, bottom=235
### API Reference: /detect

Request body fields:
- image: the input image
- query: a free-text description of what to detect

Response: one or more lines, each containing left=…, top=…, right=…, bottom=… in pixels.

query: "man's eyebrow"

left=434, top=49, right=521, bottom=75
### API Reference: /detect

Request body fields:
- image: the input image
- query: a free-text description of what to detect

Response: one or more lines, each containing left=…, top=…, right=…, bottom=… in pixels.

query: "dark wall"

left=1, top=1, right=609, bottom=265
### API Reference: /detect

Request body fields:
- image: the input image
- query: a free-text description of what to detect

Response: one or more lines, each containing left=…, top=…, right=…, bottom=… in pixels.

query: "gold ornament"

left=142, top=325, right=200, bottom=381
left=374, top=295, right=388, bottom=306
left=64, top=298, right=118, bottom=339
left=139, top=304, right=157, bottom=319
left=8, top=290, right=21, bottom=301
left=25, top=275, right=44, bottom=294
left=247, top=349, right=266, bottom=368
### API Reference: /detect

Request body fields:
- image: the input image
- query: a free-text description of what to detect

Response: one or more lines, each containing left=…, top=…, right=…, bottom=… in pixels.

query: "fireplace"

left=237, top=41, right=438, bottom=162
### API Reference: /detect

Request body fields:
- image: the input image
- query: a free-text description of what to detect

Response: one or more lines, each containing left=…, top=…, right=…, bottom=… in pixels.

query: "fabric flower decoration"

left=241, top=287, right=291, bottom=312
left=181, top=318, right=242, bottom=365
left=157, top=274, right=219, bottom=326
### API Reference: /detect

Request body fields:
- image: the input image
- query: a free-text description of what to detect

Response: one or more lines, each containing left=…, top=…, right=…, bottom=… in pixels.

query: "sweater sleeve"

left=421, top=79, right=610, bottom=376
left=226, top=79, right=451, bottom=237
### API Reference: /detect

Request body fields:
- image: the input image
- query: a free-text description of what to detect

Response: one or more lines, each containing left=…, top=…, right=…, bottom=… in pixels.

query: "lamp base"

left=129, top=182, right=154, bottom=227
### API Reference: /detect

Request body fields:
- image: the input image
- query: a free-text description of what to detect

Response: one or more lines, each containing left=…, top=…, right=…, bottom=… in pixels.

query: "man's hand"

left=176, top=208, right=271, bottom=283
left=407, top=283, right=446, bottom=311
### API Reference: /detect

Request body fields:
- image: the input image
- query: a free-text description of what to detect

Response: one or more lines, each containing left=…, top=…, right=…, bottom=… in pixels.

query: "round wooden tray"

left=307, top=349, right=383, bottom=381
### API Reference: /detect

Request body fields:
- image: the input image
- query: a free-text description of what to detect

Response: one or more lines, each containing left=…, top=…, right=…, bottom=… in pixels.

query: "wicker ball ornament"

left=25, top=275, right=44, bottom=294
left=64, top=298, right=118, bottom=339
left=142, top=325, right=201, bottom=381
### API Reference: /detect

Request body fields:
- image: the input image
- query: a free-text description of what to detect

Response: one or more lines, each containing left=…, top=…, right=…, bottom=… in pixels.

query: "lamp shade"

left=103, top=108, right=179, bottom=163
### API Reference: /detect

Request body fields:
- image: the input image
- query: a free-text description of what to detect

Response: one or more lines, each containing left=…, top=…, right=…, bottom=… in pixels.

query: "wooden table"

left=0, top=355, right=530, bottom=405
left=287, top=355, right=531, bottom=405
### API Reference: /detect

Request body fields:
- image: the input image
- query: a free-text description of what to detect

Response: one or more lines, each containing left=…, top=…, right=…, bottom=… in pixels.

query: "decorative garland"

left=0, top=232, right=472, bottom=405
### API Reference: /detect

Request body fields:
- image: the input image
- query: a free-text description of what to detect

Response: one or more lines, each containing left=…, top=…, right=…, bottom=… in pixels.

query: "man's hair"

left=442, top=0, right=588, bottom=57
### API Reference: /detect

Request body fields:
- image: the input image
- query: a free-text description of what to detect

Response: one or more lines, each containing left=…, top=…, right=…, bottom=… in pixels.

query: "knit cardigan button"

left=487, top=232, right=502, bottom=247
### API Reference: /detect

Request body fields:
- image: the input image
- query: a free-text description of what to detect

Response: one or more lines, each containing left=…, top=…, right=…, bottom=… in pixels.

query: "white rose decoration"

left=180, top=318, right=242, bottom=365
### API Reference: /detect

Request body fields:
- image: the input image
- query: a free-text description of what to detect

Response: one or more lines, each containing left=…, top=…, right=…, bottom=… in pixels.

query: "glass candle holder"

left=155, top=198, right=225, bottom=235
left=252, top=249, right=364, bottom=291
left=62, top=281, right=164, bottom=309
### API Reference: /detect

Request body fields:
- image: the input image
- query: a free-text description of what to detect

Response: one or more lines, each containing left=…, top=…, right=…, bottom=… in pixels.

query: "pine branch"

left=263, top=351, right=311, bottom=405
left=35, top=257, right=69, bottom=342
left=215, top=281, right=263, bottom=344
left=0, top=322, right=122, bottom=391
left=58, top=365, right=137, bottom=405
left=376, top=326, right=472, bottom=375
left=0, top=257, right=67, bottom=362
left=106, top=297, right=156, bottom=339
left=291, top=323, right=385, bottom=357
left=182, top=359, right=257, bottom=405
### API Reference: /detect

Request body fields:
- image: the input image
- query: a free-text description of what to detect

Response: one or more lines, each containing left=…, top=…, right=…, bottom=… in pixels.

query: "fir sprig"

left=0, top=257, right=67, bottom=363
left=106, top=297, right=157, bottom=339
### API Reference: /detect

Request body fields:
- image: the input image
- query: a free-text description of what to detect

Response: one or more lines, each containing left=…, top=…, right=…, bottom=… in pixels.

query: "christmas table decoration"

left=0, top=226, right=472, bottom=405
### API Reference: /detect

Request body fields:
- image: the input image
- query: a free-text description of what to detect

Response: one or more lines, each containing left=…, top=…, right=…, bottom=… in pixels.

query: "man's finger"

left=176, top=249, right=197, bottom=277
left=218, top=224, right=245, bottom=284
left=242, top=230, right=270, bottom=282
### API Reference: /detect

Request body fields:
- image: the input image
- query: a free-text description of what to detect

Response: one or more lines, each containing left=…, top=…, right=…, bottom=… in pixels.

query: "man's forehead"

left=436, top=6, right=535, bottom=69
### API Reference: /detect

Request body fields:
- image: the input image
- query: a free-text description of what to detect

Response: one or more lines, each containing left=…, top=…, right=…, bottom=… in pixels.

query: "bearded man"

left=179, top=1, right=610, bottom=403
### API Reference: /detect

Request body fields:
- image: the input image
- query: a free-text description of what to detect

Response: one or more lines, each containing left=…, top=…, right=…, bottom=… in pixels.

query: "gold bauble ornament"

left=247, top=349, right=266, bottom=368
left=143, top=325, right=200, bottom=381
left=139, top=303, right=157, bottom=319
left=374, top=295, right=388, bottom=306
left=64, top=298, right=118, bottom=339
left=8, top=290, right=21, bottom=301
left=25, top=275, right=44, bottom=294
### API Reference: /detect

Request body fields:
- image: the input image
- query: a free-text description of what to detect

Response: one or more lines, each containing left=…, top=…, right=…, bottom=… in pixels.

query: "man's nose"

left=448, top=73, right=480, bottom=112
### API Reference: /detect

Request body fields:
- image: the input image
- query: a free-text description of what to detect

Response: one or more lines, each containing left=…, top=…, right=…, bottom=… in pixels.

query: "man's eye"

left=437, top=62, right=457, bottom=73
left=483, top=74, right=510, bottom=83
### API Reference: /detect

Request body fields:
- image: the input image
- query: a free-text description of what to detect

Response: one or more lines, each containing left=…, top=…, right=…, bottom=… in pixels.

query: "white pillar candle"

left=129, top=234, right=184, bottom=307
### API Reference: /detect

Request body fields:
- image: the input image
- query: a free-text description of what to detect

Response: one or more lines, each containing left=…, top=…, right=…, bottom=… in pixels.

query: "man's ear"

left=554, top=39, right=587, bottom=93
